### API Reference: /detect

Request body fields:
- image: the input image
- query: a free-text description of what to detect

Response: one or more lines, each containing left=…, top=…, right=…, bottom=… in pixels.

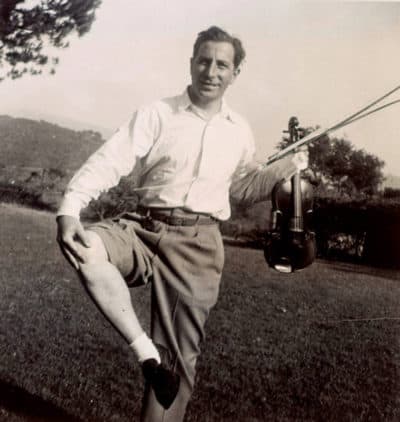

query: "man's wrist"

left=56, top=214, right=76, bottom=220
left=56, top=213, right=80, bottom=223
left=56, top=202, right=82, bottom=220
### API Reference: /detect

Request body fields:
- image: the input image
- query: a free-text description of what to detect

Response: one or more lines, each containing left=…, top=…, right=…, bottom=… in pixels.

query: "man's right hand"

left=56, top=215, right=91, bottom=270
left=291, top=147, right=309, bottom=171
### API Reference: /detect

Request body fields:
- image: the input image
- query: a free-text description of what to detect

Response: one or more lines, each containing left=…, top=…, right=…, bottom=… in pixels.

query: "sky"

left=1, top=0, right=400, bottom=175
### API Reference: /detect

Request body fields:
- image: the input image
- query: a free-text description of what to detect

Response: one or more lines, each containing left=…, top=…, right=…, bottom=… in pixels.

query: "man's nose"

left=205, top=61, right=218, bottom=78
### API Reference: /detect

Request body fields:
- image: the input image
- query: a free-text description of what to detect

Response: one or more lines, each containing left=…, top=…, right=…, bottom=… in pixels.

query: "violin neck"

left=290, top=171, right=303, bottom=231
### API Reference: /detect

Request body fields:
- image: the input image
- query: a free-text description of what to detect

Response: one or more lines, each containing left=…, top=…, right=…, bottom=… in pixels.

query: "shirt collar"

left=177, top=88, right=236, bottom=123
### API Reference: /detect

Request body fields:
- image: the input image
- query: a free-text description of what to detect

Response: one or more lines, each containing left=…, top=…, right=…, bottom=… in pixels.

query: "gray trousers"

left=90, top=213, right=224, bottom=421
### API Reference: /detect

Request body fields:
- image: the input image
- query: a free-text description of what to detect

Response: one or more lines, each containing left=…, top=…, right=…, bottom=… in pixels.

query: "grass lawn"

left=0, top=203, right=399, bottom=421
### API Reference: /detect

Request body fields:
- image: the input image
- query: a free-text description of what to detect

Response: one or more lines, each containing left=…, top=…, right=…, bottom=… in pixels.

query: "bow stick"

left=266, top=84, right=400, bottom=165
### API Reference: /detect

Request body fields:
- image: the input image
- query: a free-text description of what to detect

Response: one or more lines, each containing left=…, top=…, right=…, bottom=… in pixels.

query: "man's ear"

left=230, top=66, right=240, bottom=84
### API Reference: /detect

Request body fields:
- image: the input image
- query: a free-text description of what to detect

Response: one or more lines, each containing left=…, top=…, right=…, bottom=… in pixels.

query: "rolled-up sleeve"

left=57, top=107, right=159, bottom=218
left=230, top=154, right=298, bottom=206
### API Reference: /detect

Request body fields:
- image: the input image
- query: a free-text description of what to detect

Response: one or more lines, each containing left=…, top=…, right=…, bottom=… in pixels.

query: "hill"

left=7, top=109, right=114, bottom=140
left=0, top=115, right=104, bottom=172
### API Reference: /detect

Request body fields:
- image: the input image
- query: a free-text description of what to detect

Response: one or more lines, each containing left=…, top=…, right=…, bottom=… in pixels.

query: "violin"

left=264, top=117, right=317, bottom=273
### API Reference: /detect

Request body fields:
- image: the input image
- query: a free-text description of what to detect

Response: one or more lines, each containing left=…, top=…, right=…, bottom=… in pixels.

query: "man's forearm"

left=57, top=189, right=92, bottom=219
left=230, top=155, right=298, bottom=205
left=56, top=155, right=116, bottom=219
left=56, top=117, right=144, bottom=218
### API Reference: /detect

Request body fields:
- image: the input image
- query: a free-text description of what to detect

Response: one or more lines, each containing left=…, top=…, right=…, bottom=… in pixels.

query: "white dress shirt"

left=58, top=89, right=297, bottom=221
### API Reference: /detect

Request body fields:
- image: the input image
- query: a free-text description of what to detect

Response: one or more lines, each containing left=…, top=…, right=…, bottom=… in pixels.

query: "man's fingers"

left=56, top=215, right=91, bottom=269
left=77, top=226, right=91, bottom=248
left=59, top=233, right=87, bottom=265
left=59, top=243, right=80, bottom=270
left=292, top=149, right=309, bottom=171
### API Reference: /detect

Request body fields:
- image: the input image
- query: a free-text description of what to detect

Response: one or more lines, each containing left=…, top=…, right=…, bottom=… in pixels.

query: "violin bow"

left=266, top=84, right=400, bottom=165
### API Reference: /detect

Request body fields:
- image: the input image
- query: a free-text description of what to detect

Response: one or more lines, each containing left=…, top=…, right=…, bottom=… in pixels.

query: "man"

left=56, top=26, right=307, bottom=421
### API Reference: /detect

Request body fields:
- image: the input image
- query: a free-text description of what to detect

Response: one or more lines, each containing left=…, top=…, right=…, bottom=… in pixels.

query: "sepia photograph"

left=0, top=0, right=399, bottom=421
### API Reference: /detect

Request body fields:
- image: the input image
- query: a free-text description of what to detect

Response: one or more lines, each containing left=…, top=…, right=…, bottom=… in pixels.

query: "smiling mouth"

left=200, top=80, right=219, bottom=88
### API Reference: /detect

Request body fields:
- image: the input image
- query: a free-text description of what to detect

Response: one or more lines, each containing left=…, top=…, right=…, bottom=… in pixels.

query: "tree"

left=277, top=124, right=385, bottom=196
left=0, top=0, right=102, bottom=81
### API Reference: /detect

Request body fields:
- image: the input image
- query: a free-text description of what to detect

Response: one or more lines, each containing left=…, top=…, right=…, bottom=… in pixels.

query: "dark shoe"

left=142, top=358, right=180, bottom=409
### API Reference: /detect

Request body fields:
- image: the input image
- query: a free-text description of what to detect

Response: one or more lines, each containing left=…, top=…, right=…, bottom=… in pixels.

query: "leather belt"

left=137, top=207, right=218, bottom=226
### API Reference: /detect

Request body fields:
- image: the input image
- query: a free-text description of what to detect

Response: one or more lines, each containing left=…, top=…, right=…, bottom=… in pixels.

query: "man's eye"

left=218, top=62, right=230, bottom=69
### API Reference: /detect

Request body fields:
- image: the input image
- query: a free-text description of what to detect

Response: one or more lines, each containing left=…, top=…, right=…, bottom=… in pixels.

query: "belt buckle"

left=173, top=217, right=184, bottom=226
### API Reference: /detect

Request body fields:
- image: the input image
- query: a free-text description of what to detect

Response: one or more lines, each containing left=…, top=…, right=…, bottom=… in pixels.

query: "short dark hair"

left=192, top=26, right=246, bottom=69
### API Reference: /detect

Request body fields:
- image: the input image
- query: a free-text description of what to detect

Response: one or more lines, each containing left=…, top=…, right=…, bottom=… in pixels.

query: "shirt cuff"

left=56, top=195, right=84, bottom=219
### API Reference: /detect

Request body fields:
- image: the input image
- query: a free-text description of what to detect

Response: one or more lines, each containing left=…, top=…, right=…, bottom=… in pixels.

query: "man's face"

left=190, top=41, right=238, bottom=106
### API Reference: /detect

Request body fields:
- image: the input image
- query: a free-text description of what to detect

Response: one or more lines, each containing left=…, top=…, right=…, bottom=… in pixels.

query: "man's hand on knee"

left=56, top=215, right=92, bottom=270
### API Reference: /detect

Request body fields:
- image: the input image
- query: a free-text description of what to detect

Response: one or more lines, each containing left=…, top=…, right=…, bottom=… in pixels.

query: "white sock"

left=130, top=333, right=161, bottom=364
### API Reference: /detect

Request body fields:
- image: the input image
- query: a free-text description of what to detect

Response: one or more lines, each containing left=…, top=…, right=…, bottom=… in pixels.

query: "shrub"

left=314, top=196, right=400, bottom=268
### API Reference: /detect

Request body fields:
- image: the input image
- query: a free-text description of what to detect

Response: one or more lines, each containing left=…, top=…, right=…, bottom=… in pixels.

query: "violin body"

left=264, top=177, right=316, bottom=272
left=264, top=117, right=317, bottom=273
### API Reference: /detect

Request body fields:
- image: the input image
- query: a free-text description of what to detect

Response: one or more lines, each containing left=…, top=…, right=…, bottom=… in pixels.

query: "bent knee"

left=77, top=230, right=109, bottom=265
